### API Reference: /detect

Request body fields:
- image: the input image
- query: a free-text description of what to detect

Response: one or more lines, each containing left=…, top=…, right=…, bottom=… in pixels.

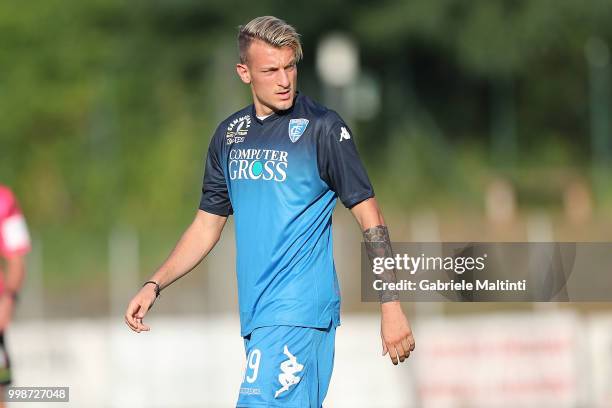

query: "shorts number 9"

left=245, top=349, right=261, bottom=384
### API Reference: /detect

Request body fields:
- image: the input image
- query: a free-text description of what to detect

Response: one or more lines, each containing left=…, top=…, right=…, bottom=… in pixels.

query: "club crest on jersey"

left=288, top=118, right=309, bottom=143
left=226, top=115, right=251, bottom=145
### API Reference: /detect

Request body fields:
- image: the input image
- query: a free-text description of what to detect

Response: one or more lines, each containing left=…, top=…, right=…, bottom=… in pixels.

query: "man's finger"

left=125, top=303, right=140, bottom=331
left=133, top=315, right=142, bottom=332
left=382, top=339, right=388, bottom=356
left=136, top=303, right=149, bottom=320
left=134, top=305, right=150, bottom=332
left=401, top=338, right=412, bottom=358
left=395, top=342, right=406, bottom=363
left=405, top=332, right=415, bottom=351
left=136, top=320, right=150, bottom=331
left=137, top=315, right=151, bottom=331
left=136, top=302, right=149, bottom=319
left=387, top=343, right=398, bottom=365
left=126, top=303, right=147, bottom=333
left=125, top=314, right=138, bottom=332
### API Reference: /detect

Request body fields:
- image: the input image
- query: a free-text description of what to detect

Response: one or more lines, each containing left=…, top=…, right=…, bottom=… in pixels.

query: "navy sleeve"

left=199, top=127, right=233, bottom=216
left=317, top=111, right=374, bottom=208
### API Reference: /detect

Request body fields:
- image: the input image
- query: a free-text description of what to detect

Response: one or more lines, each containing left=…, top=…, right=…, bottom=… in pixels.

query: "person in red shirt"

left=0, top=185, right=30, bottom=402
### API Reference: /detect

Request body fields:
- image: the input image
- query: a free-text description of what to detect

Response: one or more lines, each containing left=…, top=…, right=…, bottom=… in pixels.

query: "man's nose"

left=277, top=69, right=290, bottom=88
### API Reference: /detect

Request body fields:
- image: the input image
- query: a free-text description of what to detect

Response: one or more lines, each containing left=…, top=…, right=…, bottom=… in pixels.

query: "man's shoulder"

left=216, top=105, right=253, bottom=133
left=297, top=94, right=341, bottom=124
left=208, top=105, right=253, bottom=148
left=297, top=94, right=327, bottom=116
left=296, top=95, right=347, bottom=143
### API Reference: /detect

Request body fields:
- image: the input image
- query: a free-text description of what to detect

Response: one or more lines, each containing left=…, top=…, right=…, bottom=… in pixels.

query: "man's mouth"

left=277, top=89, right=291, bottom=100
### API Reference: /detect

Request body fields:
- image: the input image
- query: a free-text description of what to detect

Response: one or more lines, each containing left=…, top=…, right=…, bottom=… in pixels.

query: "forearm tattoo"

left=363, top=225, right=400, bottom=303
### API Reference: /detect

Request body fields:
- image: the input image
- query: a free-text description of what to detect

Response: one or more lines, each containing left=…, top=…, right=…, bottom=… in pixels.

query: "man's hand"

left=380, top=301, right=415, bottom=365
left=122, top=210, right=228, bottom=334
left=124, top=284, right=158, bottom=333
left=0, top=295, right=14, bottom=332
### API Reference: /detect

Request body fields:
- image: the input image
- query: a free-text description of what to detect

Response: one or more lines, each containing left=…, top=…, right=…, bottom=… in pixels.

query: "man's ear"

left=236, top=63, right=251, bottom=84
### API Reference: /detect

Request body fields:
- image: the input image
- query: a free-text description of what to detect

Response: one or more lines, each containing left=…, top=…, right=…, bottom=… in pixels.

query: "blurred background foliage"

left=2, top=0, right=612, bottom=307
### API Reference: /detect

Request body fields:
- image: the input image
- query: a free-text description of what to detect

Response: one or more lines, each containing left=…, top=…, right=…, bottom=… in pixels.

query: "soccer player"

left=0, top=185, right=30, bottom=405
left=125, top=16, right=415, bottom=407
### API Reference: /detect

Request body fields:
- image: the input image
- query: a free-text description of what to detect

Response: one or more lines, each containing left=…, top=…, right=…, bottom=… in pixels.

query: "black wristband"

left=143, top=281, right=161, bottom=298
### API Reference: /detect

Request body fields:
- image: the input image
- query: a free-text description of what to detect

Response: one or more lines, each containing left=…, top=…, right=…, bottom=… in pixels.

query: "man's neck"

left=256, top=113, right=273, bottom=120
left=252, top=93, right=274, bottom=117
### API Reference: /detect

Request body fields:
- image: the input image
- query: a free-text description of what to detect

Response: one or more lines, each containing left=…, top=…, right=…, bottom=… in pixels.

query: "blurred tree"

left=2, top=0, right=612, bottom=229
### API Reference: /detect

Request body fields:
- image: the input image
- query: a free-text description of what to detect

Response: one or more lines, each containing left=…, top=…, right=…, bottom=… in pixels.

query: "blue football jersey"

left=199, top=93, right=374, bottom=337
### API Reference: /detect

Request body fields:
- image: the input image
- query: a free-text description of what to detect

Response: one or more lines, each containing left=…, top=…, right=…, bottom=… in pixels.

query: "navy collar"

left=252, top=92, right=301, bottom=125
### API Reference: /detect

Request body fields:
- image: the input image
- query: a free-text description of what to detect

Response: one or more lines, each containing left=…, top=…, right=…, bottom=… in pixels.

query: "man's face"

left=236, top=40, right=297, bottom=116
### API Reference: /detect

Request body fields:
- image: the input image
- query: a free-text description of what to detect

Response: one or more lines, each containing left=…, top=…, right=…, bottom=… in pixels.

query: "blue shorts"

left=236, top=324, right=336, bottom=408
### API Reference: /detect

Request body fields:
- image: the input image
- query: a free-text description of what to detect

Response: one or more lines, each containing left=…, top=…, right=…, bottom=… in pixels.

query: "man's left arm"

left=351, top=197, right=416, bottom=365
left=316, top=112, right=415, bottom=364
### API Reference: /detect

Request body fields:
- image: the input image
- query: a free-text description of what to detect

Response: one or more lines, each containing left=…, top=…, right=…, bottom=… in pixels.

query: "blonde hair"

left=238, top=16, right=303, bottom=64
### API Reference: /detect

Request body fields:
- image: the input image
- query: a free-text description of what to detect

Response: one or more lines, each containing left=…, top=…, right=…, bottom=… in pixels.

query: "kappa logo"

left=274, top=345, right=304, bottom=398
left=339, top=126, right=351, bottom=142
left=226, top=115, right=251, bottom=145
left=288, top=118, right=309, bottom=143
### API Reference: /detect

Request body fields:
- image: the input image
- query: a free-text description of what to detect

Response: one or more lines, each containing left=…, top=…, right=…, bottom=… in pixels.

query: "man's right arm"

left=124, top=209, right=227, bottom=333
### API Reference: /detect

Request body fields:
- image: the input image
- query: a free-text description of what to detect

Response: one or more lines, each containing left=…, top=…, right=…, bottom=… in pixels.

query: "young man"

left=125, top=16, right=415, bottom=407
left=0, top=185, right=30, bottom=406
